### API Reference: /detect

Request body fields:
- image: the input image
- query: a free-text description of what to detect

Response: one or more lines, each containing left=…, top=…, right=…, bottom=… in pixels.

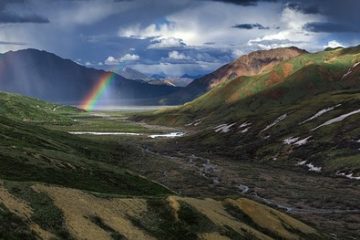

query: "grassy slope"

left=1, top=183, right=325, bottom=240
left=0, top=92, right=172, bottom=239
left=0, top=115, right=170, bottom=196
left=137, top=46, right=360, bottom=175
left=143, top=46, right=360, bottom=125
left=0, top=92, right=327, bottom=239
left=181, top=90, right=360, bottom=174
left=0, top=92, right=169, bottom=196
left=0, top=91, right=79, bottom=123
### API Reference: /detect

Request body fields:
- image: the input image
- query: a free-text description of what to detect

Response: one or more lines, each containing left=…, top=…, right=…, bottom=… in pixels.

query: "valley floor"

left=1, top=108, right=358, bottom=240
left=60, top=111, right=360, bottom=240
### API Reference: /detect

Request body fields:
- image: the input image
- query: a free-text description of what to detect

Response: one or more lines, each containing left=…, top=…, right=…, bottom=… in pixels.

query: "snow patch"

left=342, top=70, right=352, bottom=79
left=194, top=121, right=202, bottom=126
left=149, top=132, right=185, bottom=138
left=299, top=104, right=341, bottom=125
left=239, top=122, right=251, bottom=128
left=69, top=132, right=142, bottom=136
left=283, top=136, right=299, bottom=145
left=237, top=185, right=249, bottom=194
left=312, top=108, right=360, bottom=131
left=261, top=114, right=287, bottom=132
left=263, top=135, right=271, bottom=139
left=296, top=161, right=321, bottom=172
left=241, top=127, right=250, bottom=133
left=342, top=62, right=360, bottom=79
left=306, top=163, right=322, bottom=172
left=214, top=123, right=236, bottom=133
left=185, top=119, right=202, bottom=127
left=296, top=160, right=307, bottom=166
left=336, top=171, right=360, bottom=180
left=294, top=136, right=312, bottom=146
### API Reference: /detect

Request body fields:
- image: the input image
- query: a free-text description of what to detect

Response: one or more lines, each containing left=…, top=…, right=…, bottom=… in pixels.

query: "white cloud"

left=120, top=53, right=140, bottom=61
left=118, top=1, right=278, bottom=49
left=131, top=62, right=223, bottom=76
left=247, top=6, right=325, bottom=51
left=104, top=54, right=140, bottom=65
left=168, top=50, right=189, bottom=60
left=148, top=37, right=185, bottom=49
left=105, top=56, right=117, bottom=65
left=232, top=49, right=243, bottom=58
left=324, top=40, right=344, bottom=49
left=118, top=21, right=198, bottom=44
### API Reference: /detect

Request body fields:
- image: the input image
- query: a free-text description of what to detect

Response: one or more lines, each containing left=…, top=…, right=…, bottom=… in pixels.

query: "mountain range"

left=140, top=45, right=360, bottom=180
left=0, top=49, right=179, bottom=106
left=1, top=45, right=359, bottom=239
left=0, top=47, right=308, bottom=107
left=117, top=67, right=196, bottom=87
left=0, top=88, right=325, bottom=240
left=160, top=47, right=307, bottom=104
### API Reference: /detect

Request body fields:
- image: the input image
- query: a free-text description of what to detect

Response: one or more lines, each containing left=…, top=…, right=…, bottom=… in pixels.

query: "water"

left=69, top=131, right=185, bottom=138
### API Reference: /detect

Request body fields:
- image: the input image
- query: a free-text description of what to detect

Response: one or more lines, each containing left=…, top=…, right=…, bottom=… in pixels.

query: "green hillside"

left=0, top=91, right=170, bottom=196
left=137, top=46, right=360, bottom=178
left=0, top=114, right=170, bottom=196
left=0, top=90, right=327, bottom=240
left=143, top=46, right=360, bottom=126
left=0, top=91, right=79, bottom=123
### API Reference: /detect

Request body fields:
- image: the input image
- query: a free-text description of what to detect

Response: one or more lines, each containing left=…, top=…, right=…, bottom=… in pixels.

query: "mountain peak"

left=6, top=48, right=56, bottom=56
left=161, top=46, right=307, bottom=104
left=235, top=46, right=307, bottom=63
left=205, top=46, right=307, bottom=89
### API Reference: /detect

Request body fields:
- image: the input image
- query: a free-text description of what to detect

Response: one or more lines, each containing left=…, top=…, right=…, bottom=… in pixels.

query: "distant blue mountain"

left=0, top=49, right=179, bottom=105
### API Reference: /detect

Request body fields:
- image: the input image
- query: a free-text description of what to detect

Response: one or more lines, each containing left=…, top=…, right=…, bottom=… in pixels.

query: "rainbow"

left=80, top=72, right=115, bottom=111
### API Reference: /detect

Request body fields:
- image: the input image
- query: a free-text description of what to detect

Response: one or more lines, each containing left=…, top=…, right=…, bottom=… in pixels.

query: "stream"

left=72, top=126, right=360, bottom=215
left=69, top=131, right=185, bottom=138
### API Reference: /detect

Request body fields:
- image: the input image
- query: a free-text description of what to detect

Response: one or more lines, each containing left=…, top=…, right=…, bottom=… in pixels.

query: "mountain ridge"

left=136, top=45, right=360, bottom=181
left=0, top=48, right=180, bottom=106
left=160, top=46, right=307, bottom=104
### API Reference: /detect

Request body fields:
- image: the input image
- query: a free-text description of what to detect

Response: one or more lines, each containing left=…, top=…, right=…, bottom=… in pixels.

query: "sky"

left=0, top=0, right=359, bottom=76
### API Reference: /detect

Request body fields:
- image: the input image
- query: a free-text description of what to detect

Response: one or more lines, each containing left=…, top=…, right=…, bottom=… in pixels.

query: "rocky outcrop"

left=163, top=47, right=307, bottom=104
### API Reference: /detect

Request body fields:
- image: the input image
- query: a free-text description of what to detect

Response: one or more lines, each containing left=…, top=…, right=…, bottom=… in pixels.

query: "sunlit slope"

left=0, top=91, right=78, bottom=123
left=0, top=115, right=170, bottom=196
left=176, top=90, right=360, bottom=178
left=146, top=45, right=360, bottom=125
left=0, top=183, right=324, bottom=240
left=139, top=46, right=360, bottom=177
left=0, top=91, right=170, bottom=196
left=162, top=47, right=307, bottom=105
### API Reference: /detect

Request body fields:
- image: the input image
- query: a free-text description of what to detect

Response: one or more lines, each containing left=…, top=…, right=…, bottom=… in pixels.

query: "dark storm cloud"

left=232, top=23, right=269, bottom=30
left=289, top=0, right=360, bottom=33
left=304, top=22, right=360, bottom=33
left=0, top=40, right=26, bottom=45
left=285, top=2, right=319, bottom=14
left=0, top=0, right=25, bottom=9
left=0, top=12, right=49, bottom=23
left=210, top=0, right=277, bottom=6
left=0, top=0, right=49, bottom=24
left=249, top=39, right=305, bottom=45
left=1, top=0, right=359, bottom=75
